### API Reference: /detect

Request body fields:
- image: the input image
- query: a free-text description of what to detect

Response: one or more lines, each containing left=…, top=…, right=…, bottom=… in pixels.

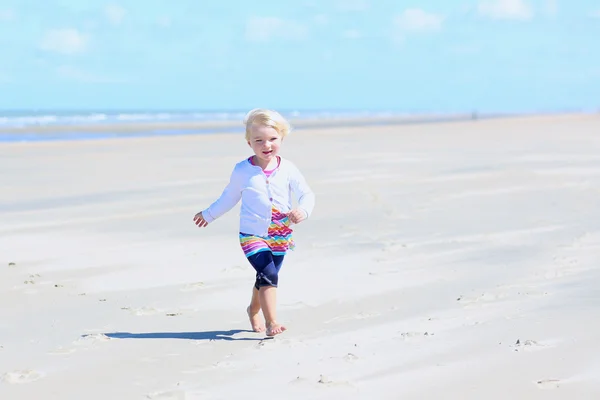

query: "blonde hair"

left=243, top=108, right=291, bottom=141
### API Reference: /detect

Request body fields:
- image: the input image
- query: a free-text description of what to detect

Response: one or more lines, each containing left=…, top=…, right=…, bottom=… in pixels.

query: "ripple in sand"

left=146, top=389, right=187, bottom=400
left=533, top=166, right=600, bottom=176
left=2, top=369, right=44, bottom=384
left=536, top=379, right=561, bottom=389
left=368, top=268, right=401, bottom=275
left=48, top=347, right=77, bottom=355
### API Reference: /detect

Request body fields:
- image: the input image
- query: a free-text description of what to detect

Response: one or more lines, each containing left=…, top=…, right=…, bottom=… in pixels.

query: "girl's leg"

left=258, top=254, right=285, bottom=336
left=258, top=286, right=286, bottom=336
left=241, top=235, right=271, bottom=332
left=246, top=252, right=286, bottom=336
left=247, top=286, right=265, bottom=332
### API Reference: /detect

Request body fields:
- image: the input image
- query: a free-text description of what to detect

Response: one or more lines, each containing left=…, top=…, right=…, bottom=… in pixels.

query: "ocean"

left=0, top=109, right=469, bottom=143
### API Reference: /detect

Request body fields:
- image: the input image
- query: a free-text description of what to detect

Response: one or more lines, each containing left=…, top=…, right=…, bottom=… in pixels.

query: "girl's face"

left=247, top=124, right=282, bottom=166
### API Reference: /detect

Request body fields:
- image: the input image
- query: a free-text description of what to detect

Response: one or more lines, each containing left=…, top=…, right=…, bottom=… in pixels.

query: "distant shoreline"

left=0, top=112, right=515, bottom=134
left=0, top=111, right=588, bottom=143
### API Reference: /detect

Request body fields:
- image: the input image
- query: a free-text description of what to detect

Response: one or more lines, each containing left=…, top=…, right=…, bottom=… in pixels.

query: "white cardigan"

left=201, top=157, right=315, bottom=237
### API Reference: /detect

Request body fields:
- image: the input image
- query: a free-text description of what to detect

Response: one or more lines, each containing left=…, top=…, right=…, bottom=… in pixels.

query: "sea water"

left=0, top=109, right=465, bottom=143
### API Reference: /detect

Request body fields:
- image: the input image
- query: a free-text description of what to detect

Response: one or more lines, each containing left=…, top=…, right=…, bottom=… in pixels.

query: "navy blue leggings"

left=246, top=251, right=285, bottom=290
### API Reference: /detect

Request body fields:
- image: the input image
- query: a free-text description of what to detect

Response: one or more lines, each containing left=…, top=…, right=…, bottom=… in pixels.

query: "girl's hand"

left=193, top=212, right=208, bottom=228
left=287, top=209, right=306, bottom=224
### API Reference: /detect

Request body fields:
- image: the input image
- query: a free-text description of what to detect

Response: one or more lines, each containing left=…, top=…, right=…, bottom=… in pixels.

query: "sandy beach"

left=1, top=114, right=599, bottom=399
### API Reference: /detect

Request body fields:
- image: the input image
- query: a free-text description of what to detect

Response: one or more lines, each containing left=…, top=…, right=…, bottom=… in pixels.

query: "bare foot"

left=247, top=306, right=265, bottom=332
left=266, top=323, right=287, bottom=337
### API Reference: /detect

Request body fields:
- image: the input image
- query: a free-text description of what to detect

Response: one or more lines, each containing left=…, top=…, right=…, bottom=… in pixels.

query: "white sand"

left=1, top=114, right=599, bottom=399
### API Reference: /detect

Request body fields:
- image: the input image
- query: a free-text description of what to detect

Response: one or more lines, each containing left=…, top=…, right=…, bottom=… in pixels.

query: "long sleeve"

left=201, top=165, right=243, bottom=224
left=289, top=163, right=315, bottom=219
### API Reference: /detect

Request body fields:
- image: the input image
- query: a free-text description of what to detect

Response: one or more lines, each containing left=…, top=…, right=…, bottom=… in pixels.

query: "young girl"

left=193, top=108, right=315, bottom=337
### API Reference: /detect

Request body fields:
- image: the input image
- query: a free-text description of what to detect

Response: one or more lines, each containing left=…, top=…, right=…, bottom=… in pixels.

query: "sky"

left=0, top=0, right=599, bottom=112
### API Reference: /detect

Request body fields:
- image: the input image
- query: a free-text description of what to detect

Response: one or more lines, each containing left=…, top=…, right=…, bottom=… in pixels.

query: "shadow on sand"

left=94, top=329, right=270, bottom=342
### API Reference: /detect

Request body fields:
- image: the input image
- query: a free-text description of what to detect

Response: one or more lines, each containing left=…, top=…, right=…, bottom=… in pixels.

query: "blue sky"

left=0, top=0, right=599, bottom=112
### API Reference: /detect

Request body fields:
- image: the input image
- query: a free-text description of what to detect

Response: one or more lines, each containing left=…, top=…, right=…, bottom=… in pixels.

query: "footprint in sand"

left=122, top=307, right=162, bottom=316
left=324, top=311, right=381, bottom=324
left=399, top=331, right=434, bottom=341
left=221, top=265, right=246, bottom=274
left=73, top=333, right=111, bottom=346
left=456, top=292, right=510, bottom=308
left=289, top=375, right=357, bottom=391
left=180, top=282, right=204, bottom=292
left=274, top=337, right=308, bottom=349
left=280, top=301, right=311, bottom=310
left=328, top=353, right=359, bottom=362
left=536, top=379, right=561, bottom=389
left=511, top=339, right=555, bottom=352
left=381, top=241, right=409, bottom=253
left=22, top=274, right=41, bottom=286
left=494, top=283, right=550, bottom=300
left=146, top=389, right=187, bottom=399
left=2, top=370, right=44, bottom=384
left=368, top=268, right=401, bottom=275
left=255, top=338, right=275, bottom=348
left=165, top=312, right=182, bottom=317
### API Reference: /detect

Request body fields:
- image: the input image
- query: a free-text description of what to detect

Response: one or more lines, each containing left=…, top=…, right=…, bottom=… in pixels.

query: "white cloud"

left=157, top=16, right=172, bottom=27
left=335, top=0, right=369, bottom=11
left=313, top=14, right=329, bottom=25
left=447, top=44, right=481, bottom=54
left=394, top=9, right=445, bottom=33
left=40, top=29, right=87, bottom=55
left=245, top=17, right=308, bottom=42
left=478, top=0, right=533, bottom=21
left=0, top=9, right=15, bottom=21
left=83, top=20, right=99, bottom=30
left=56, top=65, right=124, bottom=83
left=0, top=71, right=11, bottom=83
left=104, top=4, right=126, bottom=25
left=543, top=0, right=558, bottom=17
left=342, top=29, right=362, bottom=39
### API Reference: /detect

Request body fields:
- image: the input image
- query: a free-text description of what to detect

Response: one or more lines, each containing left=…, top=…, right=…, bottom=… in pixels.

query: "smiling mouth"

left=262, top=150, right=273, bottom=155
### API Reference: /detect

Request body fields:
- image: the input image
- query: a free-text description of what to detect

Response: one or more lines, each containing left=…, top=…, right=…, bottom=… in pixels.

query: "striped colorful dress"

left=239, top=206, right=295, bottom=257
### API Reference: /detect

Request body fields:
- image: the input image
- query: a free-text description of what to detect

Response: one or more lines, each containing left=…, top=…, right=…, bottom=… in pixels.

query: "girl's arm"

left=289, top=163, right=315, bottom=220
left=201, top=165, right=243, bottom=223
